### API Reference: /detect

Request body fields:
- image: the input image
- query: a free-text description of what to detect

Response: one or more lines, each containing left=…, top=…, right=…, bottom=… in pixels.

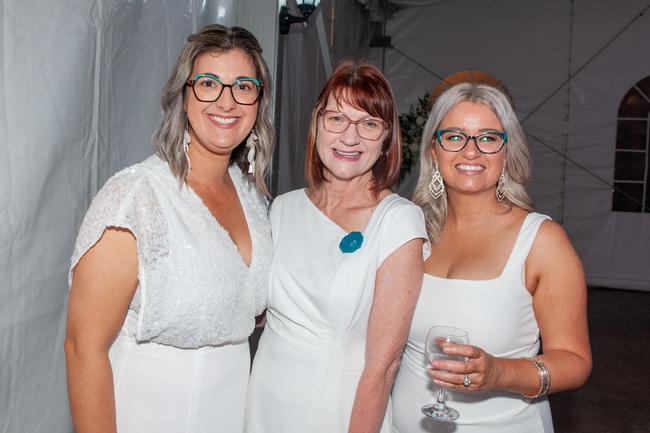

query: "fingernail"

left=443, top=345, right=455, bottom=354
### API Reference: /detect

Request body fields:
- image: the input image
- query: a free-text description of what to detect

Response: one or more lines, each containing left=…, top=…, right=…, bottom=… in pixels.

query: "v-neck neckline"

left=302, top=188, right=396, bottom=236
left=186, top=166, right=254, bottom=269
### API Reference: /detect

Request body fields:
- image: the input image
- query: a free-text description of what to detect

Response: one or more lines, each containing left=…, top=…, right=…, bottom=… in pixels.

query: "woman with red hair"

left=245, top=62, right=428, bottom=433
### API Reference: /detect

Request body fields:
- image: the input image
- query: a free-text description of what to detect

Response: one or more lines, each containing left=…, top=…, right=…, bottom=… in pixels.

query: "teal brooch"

left=339, top=231, right=363, bottom=253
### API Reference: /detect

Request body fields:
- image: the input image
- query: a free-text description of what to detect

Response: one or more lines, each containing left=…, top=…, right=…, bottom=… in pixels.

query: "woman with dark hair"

left=64, top=25, right=273, bottom=433
left=245, top=62, right=428, bottom=433
left=391, top=83, right=591, bottom=432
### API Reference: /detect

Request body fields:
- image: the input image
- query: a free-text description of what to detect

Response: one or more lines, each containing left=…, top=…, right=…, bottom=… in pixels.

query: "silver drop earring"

left=496, top=166, right=508, bottom=202
left=428, top=161, right=445, bottom=200
left=246, top=130, right=258, bottom=175
left=183, top=129, right=192, bottom=171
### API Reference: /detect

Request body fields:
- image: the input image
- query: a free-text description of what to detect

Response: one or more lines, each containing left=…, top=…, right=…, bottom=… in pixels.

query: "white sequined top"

left=69, top=155, right=272, bottom=348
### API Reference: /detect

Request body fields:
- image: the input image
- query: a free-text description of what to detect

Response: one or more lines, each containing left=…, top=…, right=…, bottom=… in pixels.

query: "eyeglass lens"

left=321, top=111, right=385, bottom=140
left=437, top=130, right=505, bottom=154
left=192, top=75, right=260, bottom=105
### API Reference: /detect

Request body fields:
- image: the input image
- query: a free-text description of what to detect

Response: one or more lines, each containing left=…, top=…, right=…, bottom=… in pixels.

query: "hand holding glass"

left=421, top=326, right=469, bottom=422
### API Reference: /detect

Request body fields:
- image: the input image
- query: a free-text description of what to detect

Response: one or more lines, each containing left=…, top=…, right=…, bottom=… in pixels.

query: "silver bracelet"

left=522, top=356, right=551, bottom=399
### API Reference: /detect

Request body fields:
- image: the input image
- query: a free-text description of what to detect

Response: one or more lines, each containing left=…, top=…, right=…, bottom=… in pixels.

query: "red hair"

left=304, top=62, right=402, bottom=194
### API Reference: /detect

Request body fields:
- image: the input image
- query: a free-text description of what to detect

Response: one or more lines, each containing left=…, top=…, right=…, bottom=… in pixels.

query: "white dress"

left=69, top=155, right=272, bottom=433
left=245, top=189, right=428, bottom=433
left=391, top=212, right=554, bottom=433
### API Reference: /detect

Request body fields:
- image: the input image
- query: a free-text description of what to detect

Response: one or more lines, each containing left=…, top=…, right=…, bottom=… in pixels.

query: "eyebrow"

left=194, top=72, right=258, bottom=80
left=325, top=108, right=383, bottom=121
left=195, top=72, right=219, bottom=79
left=441, top=127, right=502, bottom=133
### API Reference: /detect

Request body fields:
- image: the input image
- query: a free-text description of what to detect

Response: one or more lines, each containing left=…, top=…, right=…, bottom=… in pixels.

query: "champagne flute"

left=421, top=325, right=469, bottom=422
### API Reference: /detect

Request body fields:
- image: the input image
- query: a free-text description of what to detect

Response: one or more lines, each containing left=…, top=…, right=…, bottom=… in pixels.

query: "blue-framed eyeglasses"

left=185, top=73, right=262, bottom=105
left=434, top=129, right=507, bottom=154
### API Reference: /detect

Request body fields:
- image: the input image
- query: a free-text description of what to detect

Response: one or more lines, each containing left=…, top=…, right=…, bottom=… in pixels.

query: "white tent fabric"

left=274, top=0, right=370, bottom=194
left=382, top=0, right=650, bottom=291
left=0, top=1, right=277, bottom=431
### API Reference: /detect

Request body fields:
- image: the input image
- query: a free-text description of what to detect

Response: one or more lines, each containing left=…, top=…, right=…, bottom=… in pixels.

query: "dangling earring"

left=428, top=160, right=445, bottom=200
left=496, top=166, right=508, bottom=202
left=246, top=130, right=258, bottom=175
left=183, top=128, right=192, bottom=171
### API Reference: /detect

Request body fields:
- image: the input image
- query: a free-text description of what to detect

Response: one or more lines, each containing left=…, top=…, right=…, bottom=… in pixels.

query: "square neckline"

left=423, top=212, right=536, bottom=283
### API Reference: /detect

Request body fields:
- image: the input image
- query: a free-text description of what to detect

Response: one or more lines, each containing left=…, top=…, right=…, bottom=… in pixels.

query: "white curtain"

left=275, top=0, right=370, bottom=194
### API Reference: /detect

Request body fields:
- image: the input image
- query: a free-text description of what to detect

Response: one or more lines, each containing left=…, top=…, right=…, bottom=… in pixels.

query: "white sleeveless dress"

left=245, top=190, right=428, bottom=433
left=69, top=155, right=272, bottom=433
left=391, top=212, right=554, bottom=433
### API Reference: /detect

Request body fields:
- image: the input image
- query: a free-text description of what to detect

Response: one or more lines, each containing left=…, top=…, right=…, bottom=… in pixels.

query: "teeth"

left=209, top=115, right=238, bottom=125
left=457, top=164, right=483, bottom=171
left=335, top=149, right=360, bottom=157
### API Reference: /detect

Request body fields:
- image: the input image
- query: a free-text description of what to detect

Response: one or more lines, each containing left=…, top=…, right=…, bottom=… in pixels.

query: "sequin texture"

left=69, top=155, right=272, bottom=348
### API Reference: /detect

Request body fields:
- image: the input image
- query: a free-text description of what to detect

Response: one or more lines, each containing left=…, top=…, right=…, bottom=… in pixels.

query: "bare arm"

left=65, top=228, right=139, bottom=433
left=430, top=220, right=592, bottom=396
left=518, top=220, right=592, bottom=393
left=347, top=239, right=424, bottom=433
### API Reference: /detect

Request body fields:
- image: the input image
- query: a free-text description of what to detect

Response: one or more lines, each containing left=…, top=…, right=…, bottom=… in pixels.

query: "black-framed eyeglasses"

left=185, top=73, right=262, bottom=105
left=434, top=129, right=507, bottom=154
left=318, top=109, right=389, bottom=141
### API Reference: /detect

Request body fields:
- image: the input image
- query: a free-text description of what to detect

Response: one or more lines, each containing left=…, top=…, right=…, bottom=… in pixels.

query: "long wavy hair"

left=152, top=24, right=274, bottom=196
left=412, top=83, right=534, bottom=242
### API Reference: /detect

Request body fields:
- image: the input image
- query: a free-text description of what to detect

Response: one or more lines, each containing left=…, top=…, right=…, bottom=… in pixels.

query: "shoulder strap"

left=501, top=212, right=551, bottom=276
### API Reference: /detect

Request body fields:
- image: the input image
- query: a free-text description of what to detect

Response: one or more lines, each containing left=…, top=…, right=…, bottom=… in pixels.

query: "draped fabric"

left=246, top=191, right=428, bottom=433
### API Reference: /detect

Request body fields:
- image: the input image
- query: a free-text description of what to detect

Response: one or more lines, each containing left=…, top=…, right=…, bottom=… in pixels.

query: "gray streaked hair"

left=412, top=83, right=534, bottom=242
left=152, top=24, right=274, bottom=196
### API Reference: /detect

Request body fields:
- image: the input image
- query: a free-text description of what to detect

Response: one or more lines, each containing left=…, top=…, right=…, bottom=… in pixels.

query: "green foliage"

left=399, top=92, right=432, bottom=180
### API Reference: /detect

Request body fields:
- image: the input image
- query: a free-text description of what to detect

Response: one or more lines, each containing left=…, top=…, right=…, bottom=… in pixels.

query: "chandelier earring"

left=246, top=129, right=258, bottom=174
left=496, top=166, right=508, bottom=202
left=428, top=160, right=445, bottom=200
left=183, top=127, right=192, bottom=171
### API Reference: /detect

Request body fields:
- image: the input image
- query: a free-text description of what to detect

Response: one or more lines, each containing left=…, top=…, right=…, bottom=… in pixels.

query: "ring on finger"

left=463, top=373, right=472, bottom=388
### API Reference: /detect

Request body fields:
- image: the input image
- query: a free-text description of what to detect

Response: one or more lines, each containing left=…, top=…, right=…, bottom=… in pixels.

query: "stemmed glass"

left=421, top=325, right=469, bottom=422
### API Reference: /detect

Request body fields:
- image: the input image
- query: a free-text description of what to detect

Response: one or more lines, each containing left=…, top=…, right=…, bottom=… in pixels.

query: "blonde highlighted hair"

left=412, top=83, right=534, bottom=242
left=152, top=24, right=274, bottom=196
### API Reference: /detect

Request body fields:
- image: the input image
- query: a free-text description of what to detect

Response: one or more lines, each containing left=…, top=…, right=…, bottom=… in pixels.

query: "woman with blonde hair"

left=65, top=24, right=273, bottom=433
left=391, top=83, right=591, bottom=432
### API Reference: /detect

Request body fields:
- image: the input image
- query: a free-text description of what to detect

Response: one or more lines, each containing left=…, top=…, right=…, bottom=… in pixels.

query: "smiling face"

left=433, top=101, right=506, bottom=197
left=315, top=95, right=388, bottom=184
left=184, top=48, right=258, bottom=157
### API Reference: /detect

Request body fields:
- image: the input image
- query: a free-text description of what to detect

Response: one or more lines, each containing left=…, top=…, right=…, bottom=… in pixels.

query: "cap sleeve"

left=377, top=200, right=430, bottom=266
left=68, top=168, right=168, bottom=288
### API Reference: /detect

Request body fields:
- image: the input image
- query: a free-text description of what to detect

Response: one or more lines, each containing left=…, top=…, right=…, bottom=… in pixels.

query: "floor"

left=549, top=286, right=650, bottom=433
